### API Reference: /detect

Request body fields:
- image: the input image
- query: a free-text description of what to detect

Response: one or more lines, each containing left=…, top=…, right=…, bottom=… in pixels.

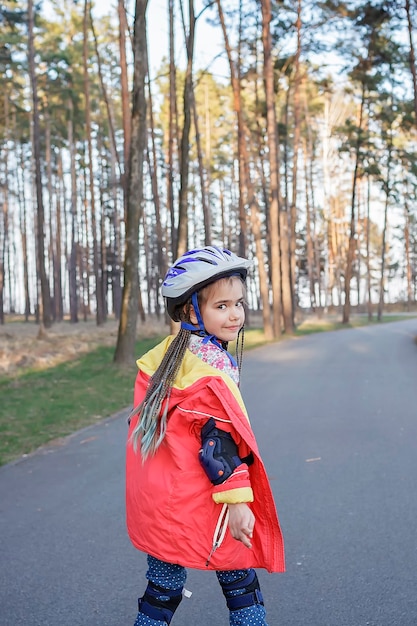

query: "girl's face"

left=191, top=276, right=245, bottom=343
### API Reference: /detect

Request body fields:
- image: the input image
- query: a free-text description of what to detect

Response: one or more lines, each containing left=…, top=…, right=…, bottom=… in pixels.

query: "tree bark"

left=404, top=201, right=412, bottom=311
left=192, top=90, right=211, bottom=245
left=67, top=99, right=79, bottom=323
left=176, top=0, right=196, bottom=258
left=405, top=0, right=417, bottom=130
left=147, top=75, right=167, bottom=311
left=17, top=143, right=31, bottom=321
left=303, top=137, right=316, bottom=310
left=377, top=125, right=393, bottom=321
left=167, top=0, right=178, bottom=257
left=83, top=0, right=105, bottom=325
left=114, top=0, right=149, bottom=365
left=216, top=0, right=273, bottom=339
left=119, top=0, right=131, bottom=226
left=365, top=171, right=373, bottom=320
left=90, top=6, right=121, bottom=173
left=343, top=87, right=365, bottom=324
left=288, top=0, right=302, bottom=327
left=54, top=152, right=64, bottom=321
left=261, top=0, right=284, bottom=337
left=28, top=0, right=52, bottom=329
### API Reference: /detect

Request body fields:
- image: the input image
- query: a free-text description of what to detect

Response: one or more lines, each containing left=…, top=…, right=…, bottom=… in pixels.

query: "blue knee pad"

left=138, top=581, right=183, bottom=624
left=219, top=569, right=264, bottom=612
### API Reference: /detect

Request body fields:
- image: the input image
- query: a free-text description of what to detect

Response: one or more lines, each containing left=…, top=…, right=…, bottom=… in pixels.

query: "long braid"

left=235, top=325, right=245, bottom=381
left=129, top=328, right=191, bottom=459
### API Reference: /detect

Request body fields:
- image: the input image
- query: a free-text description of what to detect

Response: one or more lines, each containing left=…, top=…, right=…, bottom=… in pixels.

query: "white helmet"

left=162, top=246, right=252, bottom=321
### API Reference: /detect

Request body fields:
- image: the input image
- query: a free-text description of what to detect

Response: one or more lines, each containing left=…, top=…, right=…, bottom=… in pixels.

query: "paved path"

left=1, top=318, right=417, bottom=626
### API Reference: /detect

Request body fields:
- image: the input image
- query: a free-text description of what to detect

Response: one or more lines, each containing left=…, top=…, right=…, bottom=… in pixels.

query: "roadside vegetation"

left=0, top=313, right=415, bottom=467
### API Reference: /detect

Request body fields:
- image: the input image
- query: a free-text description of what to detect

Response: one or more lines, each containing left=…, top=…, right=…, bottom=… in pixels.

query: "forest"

left=1, top=0, right=417, bottom=363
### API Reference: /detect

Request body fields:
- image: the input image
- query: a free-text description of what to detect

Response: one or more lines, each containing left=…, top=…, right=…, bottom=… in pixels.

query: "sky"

left=93, top=0, right=228, bottom=80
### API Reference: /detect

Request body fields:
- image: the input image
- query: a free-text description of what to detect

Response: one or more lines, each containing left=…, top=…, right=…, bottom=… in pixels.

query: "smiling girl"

left=125, top=247, right=285, bottom=626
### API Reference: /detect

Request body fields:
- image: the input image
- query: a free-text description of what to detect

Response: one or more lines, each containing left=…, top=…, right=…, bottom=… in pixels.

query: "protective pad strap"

left=138, top=582, right=183, bottom=624
left=199, top=418, right=242, bottom=485
left=220, top=570, right=264, bottom=612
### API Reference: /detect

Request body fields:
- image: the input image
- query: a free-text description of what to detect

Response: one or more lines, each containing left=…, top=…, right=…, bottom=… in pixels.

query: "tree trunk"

left=28, top=0, right=52, bottom=329
left=216, top=0, right=273, bottom=339
left=0, top=179, right=7, bottom=325
left=192, top=91, right=211, bottom=245
left=365, top=172, right=373, bottom=320
left=176, top=0, right=196, bottom=257
left=108, top=114, right=122, bottom=319
left=67, top=100, right=79, bottom=323
left=17, top=143, right=31, bottom=320
left=147, top=75, right=167, bottom=313
left=404, top=201, right=412, bottom=311
left=261, top=0, right=284, bottom=337
left=343, top=88, right=365, bottom=324
left=303, top=137, right=316, bottom=310
left=81, top=158, right=91, bottom=319
left=97, top=141, right=109, bottom=321
left=405, top=0, right=417, bottom=130
left=90, top=6, right=120, bottom=177
left=114, top=0, right=149, bottom=365
left=55, top=153, right=64, bottom=321
left=377, top=140, right=393, bottom=321
left=167, top=0, right=177, bottom=257
left=216, top=0, right=274, bottom=340
left=83, top=0, right=105, bottom=325
left=216, top=0, right=248, bottom=257
left=118, top=0, right=131, bottom=226
left=288, top=0, right=303, bottom=327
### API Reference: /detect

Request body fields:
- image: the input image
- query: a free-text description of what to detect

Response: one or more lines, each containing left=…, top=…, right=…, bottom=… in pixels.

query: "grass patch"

left=0, top=336, right=162, bottom=467
left=1, top=314, right=415, bottom=467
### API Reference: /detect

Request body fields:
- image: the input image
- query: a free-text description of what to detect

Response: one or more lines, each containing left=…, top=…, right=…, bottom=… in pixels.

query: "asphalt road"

left=1, top=318, right=417, bottom=626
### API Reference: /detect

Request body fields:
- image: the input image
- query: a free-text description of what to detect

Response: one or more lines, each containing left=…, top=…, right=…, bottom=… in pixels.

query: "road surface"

left=1, top=318, right=417, bottom=626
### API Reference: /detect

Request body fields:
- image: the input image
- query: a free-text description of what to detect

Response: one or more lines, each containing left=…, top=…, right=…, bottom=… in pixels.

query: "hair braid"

left=236, top=325, right=245, bottom=380
left=129, top=328, right=191, bottom=459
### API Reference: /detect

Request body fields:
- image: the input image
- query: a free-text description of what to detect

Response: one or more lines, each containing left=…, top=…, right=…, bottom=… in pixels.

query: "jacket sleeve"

left=211, top=462, right=254, bottom=504
left=198, top=417, right=254, bottom=505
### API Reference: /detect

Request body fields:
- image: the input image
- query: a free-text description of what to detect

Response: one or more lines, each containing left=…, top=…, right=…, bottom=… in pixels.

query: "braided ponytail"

left=129, top=322, right=191, bottom=459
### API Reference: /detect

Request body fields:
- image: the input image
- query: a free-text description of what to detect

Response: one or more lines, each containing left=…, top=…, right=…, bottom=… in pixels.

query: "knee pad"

left=138, top=581, right=183, bottom=624
left=219, top=569, right=264, bottom=612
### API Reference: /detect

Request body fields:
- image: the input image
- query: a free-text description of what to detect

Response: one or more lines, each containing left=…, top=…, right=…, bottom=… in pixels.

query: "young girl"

left=126, top=246, right=285, bottom=626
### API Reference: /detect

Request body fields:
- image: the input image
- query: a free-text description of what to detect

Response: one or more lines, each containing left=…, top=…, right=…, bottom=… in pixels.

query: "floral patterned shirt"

left=188, top=334, right=240, bottom=385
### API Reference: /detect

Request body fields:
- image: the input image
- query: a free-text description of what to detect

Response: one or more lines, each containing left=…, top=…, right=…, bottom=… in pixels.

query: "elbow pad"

left=199, top=418, right=242, bottom=485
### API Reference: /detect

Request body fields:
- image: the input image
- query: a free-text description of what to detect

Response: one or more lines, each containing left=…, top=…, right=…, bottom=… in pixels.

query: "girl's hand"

left=227, top=503, right=255, bottom=549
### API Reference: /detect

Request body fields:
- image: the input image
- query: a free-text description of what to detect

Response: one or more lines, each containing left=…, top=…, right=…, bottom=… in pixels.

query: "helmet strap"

left=179, top=292, right=205, bottom=333
left=191, top=292, right=205, bottom=332
left=180, top=292, right=239, bottom=369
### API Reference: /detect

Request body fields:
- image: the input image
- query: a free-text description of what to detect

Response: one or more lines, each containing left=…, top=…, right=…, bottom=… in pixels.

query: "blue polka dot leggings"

left=133, top=555, right=268, bottom=626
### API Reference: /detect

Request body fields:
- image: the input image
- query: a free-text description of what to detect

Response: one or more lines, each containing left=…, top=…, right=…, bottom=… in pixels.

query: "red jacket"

left=126, top=337, right=285, bottom=573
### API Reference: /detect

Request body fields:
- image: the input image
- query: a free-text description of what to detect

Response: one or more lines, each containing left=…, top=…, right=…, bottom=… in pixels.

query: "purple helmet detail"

left=161, top=246, right=252, bottom=321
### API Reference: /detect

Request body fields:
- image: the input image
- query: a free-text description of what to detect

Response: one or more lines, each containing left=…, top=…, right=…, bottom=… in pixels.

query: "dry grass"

left=0, top=316, right=169, bottom=377
left=1, top=310, right=415, bottom=377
